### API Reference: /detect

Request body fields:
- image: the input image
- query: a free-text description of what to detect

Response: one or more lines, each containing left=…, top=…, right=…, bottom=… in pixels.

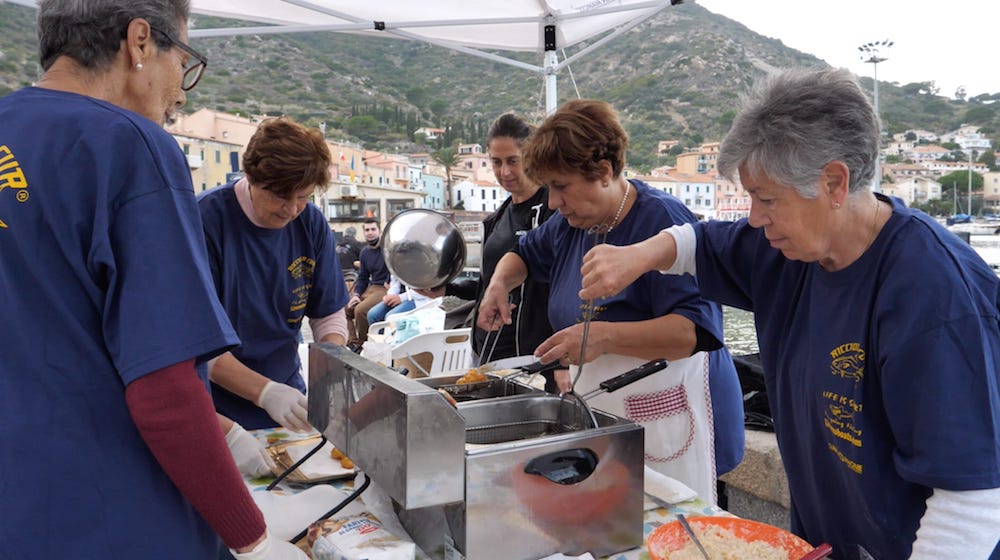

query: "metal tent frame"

left=12, top=0, right=683, bottom=113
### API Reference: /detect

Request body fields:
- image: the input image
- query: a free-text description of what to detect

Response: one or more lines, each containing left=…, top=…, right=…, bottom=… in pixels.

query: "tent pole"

left=544, top=50, right=558, bottom=115
left=544, top=23, right=558, bottom=115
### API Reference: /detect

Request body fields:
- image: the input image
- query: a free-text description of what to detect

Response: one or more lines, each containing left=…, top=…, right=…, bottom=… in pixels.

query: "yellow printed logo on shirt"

left=0, top=144, right=29, bottom=229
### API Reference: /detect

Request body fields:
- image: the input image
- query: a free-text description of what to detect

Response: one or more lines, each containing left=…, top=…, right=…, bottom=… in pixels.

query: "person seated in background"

left=0, top=1, right=305, bottom=557
left=367, top=274, right=445, bottom=328
left=345, top=217, right=390, bottom=350
left=199, top=117, right=350, bottom=432
left=579, top=68, right=1000, bottom=559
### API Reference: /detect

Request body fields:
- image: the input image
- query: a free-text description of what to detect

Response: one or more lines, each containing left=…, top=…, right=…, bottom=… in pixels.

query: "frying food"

left=456, top=368, right=488, bottom=385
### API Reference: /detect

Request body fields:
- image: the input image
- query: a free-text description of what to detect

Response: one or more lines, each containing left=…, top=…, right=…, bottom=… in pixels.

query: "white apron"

left=569, top=352, right=716, bottom=505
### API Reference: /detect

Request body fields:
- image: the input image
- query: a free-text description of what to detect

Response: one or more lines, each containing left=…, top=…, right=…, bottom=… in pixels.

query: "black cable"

left=266, top=435, right=329, bottom=491
left=289, top=472, right=371, bottom=544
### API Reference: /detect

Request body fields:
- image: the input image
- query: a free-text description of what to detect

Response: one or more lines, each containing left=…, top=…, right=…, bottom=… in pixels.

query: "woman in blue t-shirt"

left=0, top=1, right=302, bottom=558
left=478, top=100, right=745, bottom=504
left=200, top=118, right=350, bottom=432
left=580, top=68, right=1000, bottom=559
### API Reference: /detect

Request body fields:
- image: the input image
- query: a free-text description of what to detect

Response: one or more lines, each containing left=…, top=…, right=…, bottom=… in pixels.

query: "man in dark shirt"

left=346, top=218, right=389, bottom=349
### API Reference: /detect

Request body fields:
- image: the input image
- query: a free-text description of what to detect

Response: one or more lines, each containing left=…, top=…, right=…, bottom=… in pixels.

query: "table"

left=247, top=428, right=730, bottom=560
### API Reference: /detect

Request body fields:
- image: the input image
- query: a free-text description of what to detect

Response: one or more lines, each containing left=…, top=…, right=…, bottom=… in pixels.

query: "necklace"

left=247, top=181, right=260, bottom=219
left=607, top=179, right=631, bottom=232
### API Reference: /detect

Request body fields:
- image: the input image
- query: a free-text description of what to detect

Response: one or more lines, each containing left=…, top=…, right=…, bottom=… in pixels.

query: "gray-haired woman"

left=0, top=1, right=303, bottom=558
left=581, top=68, right=1000, bottom=559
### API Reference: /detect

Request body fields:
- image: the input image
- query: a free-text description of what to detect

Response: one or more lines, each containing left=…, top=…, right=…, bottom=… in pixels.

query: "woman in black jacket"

left=448, top=112, right=558, bottom=390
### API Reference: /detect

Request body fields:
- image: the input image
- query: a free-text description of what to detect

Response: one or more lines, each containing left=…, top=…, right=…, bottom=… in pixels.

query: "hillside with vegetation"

left=4, top=2, right=1000, bottom=171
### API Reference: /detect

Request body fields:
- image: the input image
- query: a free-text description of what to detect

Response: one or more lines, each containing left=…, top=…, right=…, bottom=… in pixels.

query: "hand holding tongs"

left=568, top=224, right=612, bottom=388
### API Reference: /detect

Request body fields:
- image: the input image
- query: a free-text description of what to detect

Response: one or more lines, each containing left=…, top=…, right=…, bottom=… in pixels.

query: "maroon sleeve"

left=125, top=359, right=265, bottom=549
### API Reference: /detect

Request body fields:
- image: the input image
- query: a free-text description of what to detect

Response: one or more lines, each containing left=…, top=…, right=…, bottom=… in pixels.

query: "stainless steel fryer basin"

left=459, top=394, right=621, bottom=444
left=416, top=372, right=542, bottom=402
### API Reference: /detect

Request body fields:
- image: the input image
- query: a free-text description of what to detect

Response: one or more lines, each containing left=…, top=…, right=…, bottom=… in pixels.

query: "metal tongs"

left=557, top=223, right=612, bottom=429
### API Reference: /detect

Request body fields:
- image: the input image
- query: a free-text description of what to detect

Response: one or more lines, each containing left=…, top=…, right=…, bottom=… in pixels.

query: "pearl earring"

left=136, top=63, right=143, bottom=70
left=833, top=202, right=841, bottom=209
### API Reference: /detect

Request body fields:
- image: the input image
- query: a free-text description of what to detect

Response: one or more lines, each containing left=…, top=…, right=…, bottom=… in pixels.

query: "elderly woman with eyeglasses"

left=0, top=1, right=304, bottom=558
left=580, top=68, right=1000, bottom=559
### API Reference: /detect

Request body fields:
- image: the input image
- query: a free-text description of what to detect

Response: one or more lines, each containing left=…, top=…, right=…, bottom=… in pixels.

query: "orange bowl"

left=648, top=516, right=814, bottom=560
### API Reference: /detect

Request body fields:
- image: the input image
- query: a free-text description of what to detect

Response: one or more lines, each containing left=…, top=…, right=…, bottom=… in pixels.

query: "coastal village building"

left=893, top=129, right=939, bottom=143
left=882, top=163, right=933, bottom=183
left=941, top=124, right=993, bottom=154
left=166, top=109, right=264, bottom=192
left=881, top=176, right=942, bottom=207
left=171, top=132, right=242, bottom=193
left=674, top=142, right=720, bottom=175
left=657, top=140, right=680, bottom=155
left=982, top=172, right=1000, bottom=214
left=924, top=160, right=990, bottom=177
left=418, top=172, right=447, bottom=210
left=908, top=145, right=951, bottom=163
left=714, top=173, right=750, bottom=221
left=414, top=127, right=445, bottom=142
left=633, top=174, right=676, bottom=197
left=454, top=179, right=507, bottom=213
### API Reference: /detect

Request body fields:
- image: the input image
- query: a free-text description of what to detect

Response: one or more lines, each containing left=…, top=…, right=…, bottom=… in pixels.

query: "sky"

left=695, top=0, right=997, bottom=99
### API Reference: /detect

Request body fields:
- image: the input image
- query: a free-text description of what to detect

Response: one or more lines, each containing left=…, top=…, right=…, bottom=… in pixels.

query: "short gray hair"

left=717, top=67, right=879, bottom=198
left=37, top=0, right=190, bottom=71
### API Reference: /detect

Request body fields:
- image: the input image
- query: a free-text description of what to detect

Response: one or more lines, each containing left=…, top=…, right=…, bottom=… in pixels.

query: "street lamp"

left=858, top=39, right=893, bottom=192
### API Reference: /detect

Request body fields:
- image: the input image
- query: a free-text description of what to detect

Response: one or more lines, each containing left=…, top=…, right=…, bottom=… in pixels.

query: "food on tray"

left=339, top=457, right=354, bottom=469
left=456, top=368, right=488, bottom=385
left=330, top=447, right=345, bottom=460
left=266, top=438, right=355, bottom=483
left=664, top=524, right=788, bottom=560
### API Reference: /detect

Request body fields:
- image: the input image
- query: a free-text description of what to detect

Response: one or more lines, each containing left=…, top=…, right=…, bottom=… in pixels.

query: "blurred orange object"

left=648, top=516, right=815, bottom=560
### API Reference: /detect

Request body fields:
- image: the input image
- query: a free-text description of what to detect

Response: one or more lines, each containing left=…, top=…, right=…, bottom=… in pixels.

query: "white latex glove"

left=231, top=531, right=309, bottom=560
left=256, top=381, right=311, bottom=433
left=225, top=421, right=274, bottom=478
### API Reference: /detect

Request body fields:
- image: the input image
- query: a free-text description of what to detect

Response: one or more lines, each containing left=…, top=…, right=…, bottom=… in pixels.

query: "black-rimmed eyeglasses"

left=150, top=26, right=208, bottom=91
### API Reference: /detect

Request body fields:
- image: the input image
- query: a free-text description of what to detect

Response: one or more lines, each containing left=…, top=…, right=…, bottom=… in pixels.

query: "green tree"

left=939, top=170, right=984, bottom=213
left=979, top=150, right=997, bottom=172
left=346, top=115, right=383, bottom=141
left=430, top=99, right=448, bottom=123
left=432, top=147, right=460, bottom=208
left=718, top=110, right=736, bottom=130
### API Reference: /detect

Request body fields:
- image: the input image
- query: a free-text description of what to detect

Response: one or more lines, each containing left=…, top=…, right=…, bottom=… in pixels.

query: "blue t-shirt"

left=694, top=195, right=1000, bottom=559
left=516, top=180, right=745, bottom=474
left=199, top=183, right=349, bottom=428
left=0, top=88, right=239, bottom=558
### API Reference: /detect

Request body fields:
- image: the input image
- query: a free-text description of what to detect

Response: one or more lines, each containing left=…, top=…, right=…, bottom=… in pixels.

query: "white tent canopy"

left=13, top=0, right=683, bottom=113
